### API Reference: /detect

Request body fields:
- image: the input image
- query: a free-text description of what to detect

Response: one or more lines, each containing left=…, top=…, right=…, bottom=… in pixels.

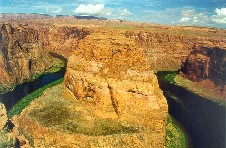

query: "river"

left=0, top=67, right=65, bottom=112
left=156, top=71, right=226, bottom=148
left=0, top=69, right=225, bottom=148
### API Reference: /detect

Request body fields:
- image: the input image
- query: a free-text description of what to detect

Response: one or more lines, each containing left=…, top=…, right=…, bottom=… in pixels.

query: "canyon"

left=1, top=16, right=226, bottom=93
left=0, top=14, right=226, bottom=147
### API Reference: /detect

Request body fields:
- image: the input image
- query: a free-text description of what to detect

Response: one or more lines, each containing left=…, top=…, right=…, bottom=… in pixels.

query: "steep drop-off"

left=180, top=45, right=226, bottom=86
left=0, top=23, right=90, bottom=93
left=12, top=29, right=168, bottom=147
left=0, top=23, right=55, bottom=92
left=1, top=17, right=226, bottom=92
left=125, top=30, right=226, bottom=71
left=1, top=16, right=226, bottom=147
left=178, top=45, right=226, bottom=100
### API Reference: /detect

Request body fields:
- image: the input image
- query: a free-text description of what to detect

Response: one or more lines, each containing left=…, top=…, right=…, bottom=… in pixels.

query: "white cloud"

left=215, top=8, right=226, bottom=16
left=120, top=9, right=132, bottom=16
left=212, top=8, right=226, bottom=24
left=179, top=17, right=191, bottom=22
left=51, top=8, right=63, bottom=14
left=178, top=8, right=211, bottom=26
left=181, top=9, right=196, bottom=17
left=73, top=4, right=110, bottom=16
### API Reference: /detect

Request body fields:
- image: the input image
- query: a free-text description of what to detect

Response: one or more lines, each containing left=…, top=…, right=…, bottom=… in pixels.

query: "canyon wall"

left=0, top=23, right=55, bottom=92
left=38, top=26, right=90, bottom=58
left=0, top=23, right=90, bottom=93
left=125, top=31, right=226, bottom=71
left=1, top=18, right=226, bottom=92
left=1, top=16, right=225, bottom=147
left=180, top=45, right=226, bottom=86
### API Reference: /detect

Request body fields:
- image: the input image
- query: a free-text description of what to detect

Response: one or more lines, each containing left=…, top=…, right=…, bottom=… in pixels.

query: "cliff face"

left=180, top=45, right=226, bottom=86
left=0, top=23, right=55, bottom=92
left=39, top=26, right=90, bottom=58
left=3, top=17, right=226, bottom=147
left=0, top=23, right=90, bottom=92
left=125, top=31, right=226, bottom=71
left=64, top=29, right=168, bottom=147
left=1, top=19, right=226, bottom=92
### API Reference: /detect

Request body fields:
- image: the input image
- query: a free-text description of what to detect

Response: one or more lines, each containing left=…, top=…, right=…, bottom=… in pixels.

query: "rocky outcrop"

left=0, top=23, right=56, bottom=92
left=125, top=31, right=226, bottom=71
left=39, top=26, right=90, bottom=58
left=0, top=103, right=7, bottom=130
left=12, top=83, right=167, bottom=147
left=64, top=30, right=168, bottom=147
left=1, top=18, right=226, bottom=92
left=179, top=45, right=226, bottom=86
left=0, top=23, right=90, bottom=92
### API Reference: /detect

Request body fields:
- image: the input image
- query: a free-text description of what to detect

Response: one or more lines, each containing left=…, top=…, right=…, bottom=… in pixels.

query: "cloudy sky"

left=1, top=0, right=226, bottom=28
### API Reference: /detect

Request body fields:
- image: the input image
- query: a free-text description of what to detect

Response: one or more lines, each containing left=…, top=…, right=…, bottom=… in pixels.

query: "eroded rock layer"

left=0, top=23, right=54, bottom=92
left=1, top=17, right=226, bottom=92
left=0, top=103, right=7, bottom=130
left=1, top=15, right=226, bottom=147
left=64, top=30, right=168, bottom=147
left=180, top=45, right=226, bottom=86
left=0, top=23, right=90, bottom=92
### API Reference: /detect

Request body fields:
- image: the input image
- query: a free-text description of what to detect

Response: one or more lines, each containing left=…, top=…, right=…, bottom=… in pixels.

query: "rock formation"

left=0, top=22, right=91, bottom=92
left=125, top=30, right=226, bottom=71
left=1, top=16, right=226, bottom=92
left=0, top=23, right=56, bottom=92
left=0, top=103, right=7, bottom=130
left=180, top=45, right=226, bottom=86
left=64, top=29, right=168, bottom=147
left=39, top=26, right=90, bottom=58
left=1, top=15, right=226, bottom=147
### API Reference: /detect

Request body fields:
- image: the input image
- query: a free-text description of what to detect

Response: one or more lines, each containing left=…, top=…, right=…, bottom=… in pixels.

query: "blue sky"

left=1, top=0, right=226, bottom=28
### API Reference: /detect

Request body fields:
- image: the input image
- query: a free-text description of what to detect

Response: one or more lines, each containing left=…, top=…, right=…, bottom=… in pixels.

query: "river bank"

left=0, top=67, right=65, bottom=112
left=157, top=71, right=226, bottom=148
left=1, top=68, right=188, bottom=147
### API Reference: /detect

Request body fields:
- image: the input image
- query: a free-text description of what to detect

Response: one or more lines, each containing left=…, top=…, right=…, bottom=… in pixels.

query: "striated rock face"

left=64, top=30, right=168, bottom=147
left=39, top=26, right=90, bottom=58
left=1, top=19, right=226, bottom=92
left=0, top=103, right=7, bottom=130
left=0, top=23, right=90, bottom=92
left=0, top=23, right=56, bottom=92
left=180, top=45, right=226, bottom=86
left=125, top=31, right=226, bottom=71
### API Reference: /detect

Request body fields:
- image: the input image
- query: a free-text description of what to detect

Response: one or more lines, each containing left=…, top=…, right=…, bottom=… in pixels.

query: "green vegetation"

left=0, top=127, right=16, bottom=148
left=29, top=101, right=140, bottom=136
left=164, top=72, right=177, bottom=84
left=31, top=59, right=65, bottom=80
left=27, top=84, right=141, bottom=136
left=109, top=24, right=135, bottom=30
left=0, top=60, right=65, bottom=94
left=165, top=115, right=186, bottom=148
left=173, top=75, right=226, bottom=106
left=44, top=60, right=65, bottom=74
left=8, top=78, right=64, bottom=118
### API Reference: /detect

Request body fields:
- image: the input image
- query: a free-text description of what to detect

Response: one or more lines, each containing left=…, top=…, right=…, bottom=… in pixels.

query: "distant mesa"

left=73, top=15, right=107, bottom=20
left=0, top=13, right=52, bottom=20
left=55, top=15, right=70, bottom=18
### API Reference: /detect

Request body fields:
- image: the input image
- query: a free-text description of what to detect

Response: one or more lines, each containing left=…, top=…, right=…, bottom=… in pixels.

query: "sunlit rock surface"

left=64, top=29, right=168, bottom=147
left=0, top=103, right=7, bottom=130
